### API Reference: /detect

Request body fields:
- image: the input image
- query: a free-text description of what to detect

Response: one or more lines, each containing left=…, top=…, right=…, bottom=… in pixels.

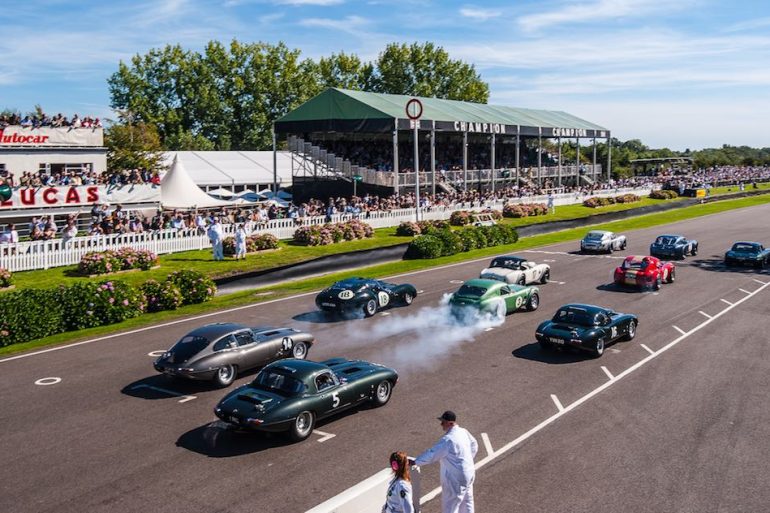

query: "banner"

left=0, top=184, right=160, bottom=210
left=0, top=126, right=103, bottom=147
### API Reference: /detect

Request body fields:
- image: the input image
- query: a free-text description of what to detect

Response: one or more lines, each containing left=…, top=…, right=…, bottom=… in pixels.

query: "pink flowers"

left=0, top=268, right=12, bottom=288
left=293, top=220, right=374, bottom=246
left=503, top=203, right=548, bottom=218
left=79, top=248, right=158, bottom=275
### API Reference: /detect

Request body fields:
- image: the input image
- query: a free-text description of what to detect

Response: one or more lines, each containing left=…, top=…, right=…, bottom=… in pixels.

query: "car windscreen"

left=655, top=236, right=678, bottom=245
left=492, top=259, right=522, bottom=270
left=252, top=370, right=306, bottom=396
left=553, top=308, right=597, bottom=327
left=585, top=232, right=604, bottom=240
left=455, top=285, right=487, bottom=298
left=732, top=243, right=758, bottom=252
left=170, top=335, right=210, bottom=360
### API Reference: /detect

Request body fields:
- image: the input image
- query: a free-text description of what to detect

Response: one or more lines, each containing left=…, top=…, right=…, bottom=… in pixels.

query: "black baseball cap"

left=438, top=411, right=456, bottom=422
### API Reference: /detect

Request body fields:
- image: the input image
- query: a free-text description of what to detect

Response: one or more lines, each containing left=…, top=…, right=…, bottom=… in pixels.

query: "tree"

left=104, top=121, right=164, bottom=173
left=316, top=51, right=376, bottom=91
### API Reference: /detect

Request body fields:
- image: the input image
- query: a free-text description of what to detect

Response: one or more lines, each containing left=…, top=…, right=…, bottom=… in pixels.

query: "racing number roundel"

left=282, top=337, right=293, bottom=351
left=377, top=291, right=390, bottom=307
left=515, top=296, right=523, bottom=308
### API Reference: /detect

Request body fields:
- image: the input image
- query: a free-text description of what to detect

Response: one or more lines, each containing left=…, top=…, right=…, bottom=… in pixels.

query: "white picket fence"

left=0, top=187, right=653, bottom=272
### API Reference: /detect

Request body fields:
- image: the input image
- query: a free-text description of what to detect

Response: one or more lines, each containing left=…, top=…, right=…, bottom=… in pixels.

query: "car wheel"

left=621, top=240, right=627, bottom=250
left=402, top=292, right=414, bottom=306
left=593, top=337, right=606, bottom=358
left=653, top=276, right=662, bottom=291
left=371, top=380, right=392, bottom=407
left=526, top=293, right=539, bottom=311
left=517, top=276, right=526, bottom=286
left=214, top=364, right=237, bottom=387
left=540, top=270, right=550, bottom=284
left=292, top=341, right=308, bottom=359
left=288, top=411, right=315, bottom=442
left=692, top=245, right=698, bottom=256
left=624, top=320, right=637, bottom=341
left=363, top=298, right=378, bottom=317
left=757, top=259, right=766, bottom=269
left=667, top=269, right=676, bottom=283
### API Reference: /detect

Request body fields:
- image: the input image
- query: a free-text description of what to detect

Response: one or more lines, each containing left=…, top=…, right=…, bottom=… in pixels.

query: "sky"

left=2, top=0, right=770, bottom=151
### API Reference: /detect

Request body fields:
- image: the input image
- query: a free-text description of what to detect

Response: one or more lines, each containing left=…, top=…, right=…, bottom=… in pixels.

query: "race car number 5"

left=282, top=337, right=293, bottom=351
left=332, top=392, right=340, bottom=408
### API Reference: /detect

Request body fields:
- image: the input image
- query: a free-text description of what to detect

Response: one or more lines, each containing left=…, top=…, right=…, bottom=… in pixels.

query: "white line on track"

left=130, top=384, right=196, bottom=403
left=481, top=433, right=494, bottom=457
left=419, top=279, right=770, bottom=507
left=672, top=325, right=687, bottom=335
left=739, top=288, right=752, bottom=294
left=34, top=377, right=61, bottom=386
left=484, top=327, right=494, bottom=332
left=417, top=290, right=424, bottom=294
left=380, top=312, right=390, bottom=316
left=640, top=344, right=655, bottom=355
left=601, top=366, right=614, bottom=380
left=313, top=430, right=336, bottom=443
left=753, top=279, right=768, bottom=285
left=699, top=310, right=713, bottom=319
left=721, top=298, right=733, bottom=306
left=147, top=350, right=165, bottom=357
left=550, top=394, right=564, bottom=412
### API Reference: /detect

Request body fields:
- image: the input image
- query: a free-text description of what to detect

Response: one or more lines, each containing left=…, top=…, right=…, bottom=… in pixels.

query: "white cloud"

left=275, top=0, right=344, bottom=5
left=518, top=0, right=683, bottom=32
left=724, top=16, right=770, bottom=33
left=459, top=6, right=502, bottom=21
left=299, top=15, right=368, bottom=33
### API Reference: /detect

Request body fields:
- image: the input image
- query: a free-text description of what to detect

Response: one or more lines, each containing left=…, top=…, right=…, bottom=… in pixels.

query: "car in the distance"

left=649, top=234, right=698, bottom=259
left=154, top=323, right=314, bottom=387
left=536, top=304, right=638, bottom=357
left=724, top=242, right=770, bottom=268
left=215, top=358, right=398, bottom=442
left=315, top=278, right=417, bottom=317
left=613, top=255, right=675, bottom=290
left=448, top=278, right=539, bottom=321
left=580, top=230, right=627, bottom=253
left=479, top=256, right=550, bottom=285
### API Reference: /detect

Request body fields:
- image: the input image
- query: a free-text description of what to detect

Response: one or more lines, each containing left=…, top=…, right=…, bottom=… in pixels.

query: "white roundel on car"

left=515, top=296, right=523, bottom=308
left=378, top=291, right=390, bottom=306
left=338, top=290, right=354, bottom=300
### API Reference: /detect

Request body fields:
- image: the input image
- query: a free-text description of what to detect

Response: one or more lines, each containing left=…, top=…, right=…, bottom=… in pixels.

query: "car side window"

left=213, top=335, right=237, bottom=352
left=500, top=286, right=510, bottom=295
left=315, top=372, right=336, bottom=392
left=234, top=331, right=254, bottom=347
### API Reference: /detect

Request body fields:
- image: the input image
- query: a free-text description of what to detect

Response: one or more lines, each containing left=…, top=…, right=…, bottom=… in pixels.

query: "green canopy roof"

left=276, top=88, right=609, bottom=137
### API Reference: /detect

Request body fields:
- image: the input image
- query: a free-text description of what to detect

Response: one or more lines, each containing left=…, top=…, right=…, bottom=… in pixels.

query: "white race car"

left=479, top=256, right=550, bottom=285
left=580, top=230, right=627, bottom=253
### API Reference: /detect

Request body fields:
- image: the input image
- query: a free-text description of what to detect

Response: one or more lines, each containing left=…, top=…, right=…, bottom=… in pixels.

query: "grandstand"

left=274, top=88, right=611, bottom=200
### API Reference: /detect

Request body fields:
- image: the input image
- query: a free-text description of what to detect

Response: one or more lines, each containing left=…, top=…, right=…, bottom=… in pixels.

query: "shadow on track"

left=292, top=311, right=356, bottom=324
left=596, top=283, right=658, bottom=294
left=177, top=422, right=291, bottom=457
left=120, top=373, right=259, bottom=400
left=512, top=342, right=589, bottom=364
left=687, top=256, right=770, bottom=274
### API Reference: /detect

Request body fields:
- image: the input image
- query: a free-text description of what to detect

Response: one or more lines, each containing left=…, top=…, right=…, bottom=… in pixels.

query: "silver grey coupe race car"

left=580, top=230, right=627, bottom=253
left=479, top=256, right=550, bottom=285
left=153, top=323, right=315, bottom=387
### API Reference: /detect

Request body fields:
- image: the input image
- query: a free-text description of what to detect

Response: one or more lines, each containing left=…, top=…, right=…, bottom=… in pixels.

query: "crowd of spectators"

left=0, top=112, right=102, bottom=129
left=1, top=167, right=160, bottom=188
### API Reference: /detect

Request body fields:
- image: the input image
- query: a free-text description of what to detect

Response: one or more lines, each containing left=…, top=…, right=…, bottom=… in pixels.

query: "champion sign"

left=453, top=121, right=508, bottom=134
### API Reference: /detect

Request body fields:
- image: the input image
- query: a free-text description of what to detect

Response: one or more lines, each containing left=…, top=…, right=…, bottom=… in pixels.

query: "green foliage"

left=406, top=225, right=518, bottom=259
left=405, top=234, right=444, bottom=259
left=0, top=268, right=13, bottom=288
left=0, top=289, right=64, bottom=346
left=222, top=233, right=280, bottom=255
left=141, top=280, right=183, bottom=313
left=166, top=270, right=216, bottom=305
left=450, top=211, right=472, bottom=226
left=104, top=121, right=164, bottom=173
left=78, top=248, right=158, bottom=275
left=503, top=203, right=548, bottom=218
left=650, top=190, right=679, bottom=200
left=396, top=221, right=421, bottom=236
left=583, top=194, right=641, bottom=208
left=293, top=220, right=373, bottom=246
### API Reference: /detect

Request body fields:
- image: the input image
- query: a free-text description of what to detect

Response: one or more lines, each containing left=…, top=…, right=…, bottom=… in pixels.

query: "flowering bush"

left=396, top=221, right=421, bottom=236
left=614, top=193, right=641, bottom=204
left=0, top=268, right=12, bottom=288
left=222, top=234, right=280, bottom=256
left=449, top=211, right=473, bottom=226
left=166, top=270, right=216, bottom=304
left=406, top=225, right=518, bottom=259
left=650, top=189, right=679, bottom=199
left=503, top=203, right=548, bottom=218
left=141, top=279, right=183, bottom=313
left=293, top=220, right=374, bottom=246
left=0, top=288, right=65, bottom=346
left=61, top=281, right=145, bottom=330
left=79, top=248, right=158, bottom=275
left=583, top=194, right=641, bottom=208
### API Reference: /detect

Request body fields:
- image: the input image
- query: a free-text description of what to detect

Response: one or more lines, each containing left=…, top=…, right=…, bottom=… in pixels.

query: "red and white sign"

left=0, top=126, right=103, bottom=147
left=0, top=184, right=160, bottom=210
left=405, top=98, right=423, bottom=120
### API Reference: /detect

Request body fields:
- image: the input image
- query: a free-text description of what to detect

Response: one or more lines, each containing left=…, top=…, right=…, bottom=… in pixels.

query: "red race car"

left=613, top=255, right=675, bottom=290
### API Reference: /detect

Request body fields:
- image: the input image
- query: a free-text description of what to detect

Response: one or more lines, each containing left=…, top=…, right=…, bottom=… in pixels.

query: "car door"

left=232, top=330, right=262, bottom=370
left=371, top=281, right=392, bottom=310
left=523, top=263, right=536, bottom=283
left=314, top=371, right=357, bottom=417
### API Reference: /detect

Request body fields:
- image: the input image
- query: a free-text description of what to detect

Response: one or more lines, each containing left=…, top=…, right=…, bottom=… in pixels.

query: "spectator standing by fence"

left=208, top=218, right=224, bottom=261
left=235, top=224, right=247, bottom=260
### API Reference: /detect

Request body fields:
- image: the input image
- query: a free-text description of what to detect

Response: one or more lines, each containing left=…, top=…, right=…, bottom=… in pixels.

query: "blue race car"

left=650, top=234, right=698, bottom=259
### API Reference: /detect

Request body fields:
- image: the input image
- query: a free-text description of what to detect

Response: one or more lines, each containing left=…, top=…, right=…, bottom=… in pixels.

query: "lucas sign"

left=0, top=184, right=160, bottom=210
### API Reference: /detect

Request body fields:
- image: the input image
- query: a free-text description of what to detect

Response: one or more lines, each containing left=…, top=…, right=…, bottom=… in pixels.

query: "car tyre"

left=624, top=320, right=637, bottom=341
left=692, top=245, right=698, bottom=256
left=288, top=411, right=315, bottom=442
left=402, top=292, right=414, bottom=306
left=371, top=380, right=393, bottom=407
left=214, top=364, right=237, bottom=387
left=292, top=341, right=308, bottom=360
left=540, top=270, right=550, bottom=284
left=653, top=276, right=662, bottom=291
left=517, top=276, right=526, bottom=286
left=667, top=269, right=676, bottom=283
left=621, top=240, right=627, bottom=250
left=593, top=337, right=606, bottom=358
left=364, top=298, right=378, bottom=317
left=526, top=293, right=539, bottom=311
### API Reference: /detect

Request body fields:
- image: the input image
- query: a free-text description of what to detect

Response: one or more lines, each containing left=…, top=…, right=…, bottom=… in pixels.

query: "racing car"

left=649, top=234, right=698, bottom=259
left=580, top=230, right=627, bottom=253
left=613, top=255, right=675, bottom=290
left=448, top=278, right=539, bottom=321
left=154, top=323, right=314, bottom=387
left=215, top=358, right=398, bottom=442
left=315, top=278, right=417, bottom=317
left=536, top=304, right=638, bottom=357
left=479, top=256, right=550, bottom=285
left=724, top=241, right=770, bottom=268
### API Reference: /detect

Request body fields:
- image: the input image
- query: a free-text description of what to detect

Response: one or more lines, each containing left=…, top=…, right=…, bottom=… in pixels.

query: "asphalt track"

left=2, top=203, right=769, bottom=513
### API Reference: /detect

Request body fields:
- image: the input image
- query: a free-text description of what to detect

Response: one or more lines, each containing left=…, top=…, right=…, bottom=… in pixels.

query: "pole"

left=557, top=136, right=562, bottom=188
left=576, top=137, right=581, bottom=186
left=515, top=127, right=520, bottom=189
left=463, top=130, right=468, bottom=192
left=537, top=129, right=542, bottom=189
left=413, top=122, right=421, bottom=221
left=430, top=126, right=436, bottom=196
left=607, top=136, right=612, bottom=181
left=272, top=124, right=277, bottom=193
left=593, top=137, right=597, bottom=182
left=353, top=176, right=357, bottom=198
left=393, top=120, right=399, bottom=196
left=490, top=133, right=496, bottom=194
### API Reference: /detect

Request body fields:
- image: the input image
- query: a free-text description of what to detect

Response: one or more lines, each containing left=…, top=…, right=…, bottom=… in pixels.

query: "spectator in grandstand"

left=0, top=223, right=19, bottom=244
left=61, top=220, right=79, bottom=244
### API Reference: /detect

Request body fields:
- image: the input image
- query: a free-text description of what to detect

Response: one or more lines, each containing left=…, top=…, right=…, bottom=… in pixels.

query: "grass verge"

left=4, top=192, right=770, bottom=357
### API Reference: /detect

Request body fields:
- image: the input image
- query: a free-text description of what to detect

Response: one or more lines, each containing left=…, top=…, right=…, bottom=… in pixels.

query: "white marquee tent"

left=160, top=156, right=238, bottom=209
left=162, top=151, right=294, bottom=192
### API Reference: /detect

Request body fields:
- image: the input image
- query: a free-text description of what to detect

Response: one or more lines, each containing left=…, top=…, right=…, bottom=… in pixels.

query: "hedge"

left=78, top=248, right=158, bottom=275
left=293, top=219, right=374, bottom=246
left=583, top=194, right=641, bottom=208
left=650, top=189, right=679, bottom=200
left=503, top=203, right=548, bottom=218
left=0, top=268, right=12, bottom=288
left=449, top=209, right=504, bottom=226
left=395, top=219, right=451, bottom=236
left=405, top=225, right=519, bottom=259
left=223, top=233, right=280, bottom=255
left=0, top=270, right=216, bottom=347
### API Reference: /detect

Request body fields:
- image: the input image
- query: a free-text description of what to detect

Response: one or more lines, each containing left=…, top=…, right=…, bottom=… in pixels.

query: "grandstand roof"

left=162, top=151, right=293, bottom=187
left=276, top=88, right=609, bottom=138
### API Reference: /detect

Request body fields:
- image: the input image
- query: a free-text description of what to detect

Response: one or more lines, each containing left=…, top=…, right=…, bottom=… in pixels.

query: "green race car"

left=448, top=278, right=540, bottom=321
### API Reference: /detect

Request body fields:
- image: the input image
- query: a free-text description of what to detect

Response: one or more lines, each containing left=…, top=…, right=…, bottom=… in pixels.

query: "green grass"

left=711, top=182, right=770, bottom=196
left=4, top=192, right=770, bottom=357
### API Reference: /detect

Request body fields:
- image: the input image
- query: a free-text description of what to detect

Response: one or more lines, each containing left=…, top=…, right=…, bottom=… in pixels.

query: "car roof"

left=264, top=359, right=329, bottom=381
left=463, top=278, right=504, bottom=289
left=492, top=256, right=526, bottom=263
left=558, top=303, right=608, bottom=315
left=586, top=230, right=609, bottom=236
left=188, top=322, right=246, bottom=339
left=734, top=241, right=761, bottom=246
left=658, top=234, right=683, bottom=238
left=331, top=277, right=374, bottom=287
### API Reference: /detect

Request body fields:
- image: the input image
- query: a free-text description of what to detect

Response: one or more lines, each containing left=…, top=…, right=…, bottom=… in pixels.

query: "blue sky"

left=2, top=0, right=769, bottom=150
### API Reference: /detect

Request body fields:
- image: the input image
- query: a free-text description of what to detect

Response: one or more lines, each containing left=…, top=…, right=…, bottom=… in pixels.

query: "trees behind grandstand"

left=107, top=40, right=488, bottom=151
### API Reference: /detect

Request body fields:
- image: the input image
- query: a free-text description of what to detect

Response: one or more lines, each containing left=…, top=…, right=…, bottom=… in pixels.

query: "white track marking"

left=380, top=312, right=390, bottom=316
left=699, top=310, right=713, bottom=319
left=550, top=394, right=564, bottom=412
left=739, top=288, right=752, bottom=294
left=601, top=366, right=614, bottom=380
left=417, top=290, right=424, bottom=294
left=553, top=281, right=567, bottom=285
left=419, top=280, right=770, bottom=507
left=147, top=350, right=166, bottom=357
left=313, top=430, right=336, bottom=443
left=449, top=280, right=463, bottom=284
left=543, top=259, right=556, bottom=262
left=672, top=325, right=686, bottom=335
left=484, top=327, right=494, bottom=332
left=481, top=433, right=494, bottom=457
left=640, top=344, right=655, bottom=355
left=720, top=298, right=733, bottom=306
left=130, top=384, right=196, bottom=403
left=753, top=279, right=767, bottom=285
left=34, top=377, right=61, bottom=386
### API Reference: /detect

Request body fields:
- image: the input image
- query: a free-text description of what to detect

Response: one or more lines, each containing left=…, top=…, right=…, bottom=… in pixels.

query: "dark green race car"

left=536, top=304, right=638, bottom=357
left=214, top=358, right=398, bottom=442
left=724, top=241, right=770, bottom=268
left=448, top=278, right=540, bottom=321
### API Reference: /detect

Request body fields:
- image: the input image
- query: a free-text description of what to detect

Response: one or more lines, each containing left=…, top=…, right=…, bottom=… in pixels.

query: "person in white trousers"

left=412, top=411, right=478, bottom=513
left=207, top=218, right=224, bottom=261
left=234, top=224, right=247, bottom=260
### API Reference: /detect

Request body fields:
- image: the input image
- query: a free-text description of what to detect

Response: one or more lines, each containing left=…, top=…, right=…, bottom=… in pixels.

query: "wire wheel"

left=292, top=341, right=308, bottom=359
